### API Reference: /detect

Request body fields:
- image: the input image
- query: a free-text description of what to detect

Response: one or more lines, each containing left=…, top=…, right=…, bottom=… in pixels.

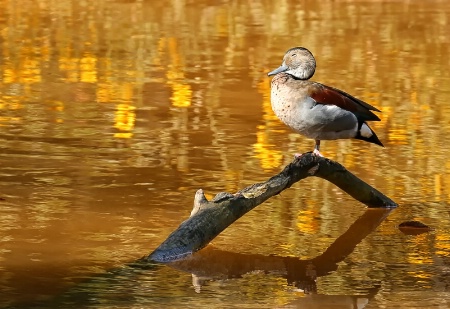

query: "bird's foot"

left=294, top=153, right=305, bottom=158
left=312, top=149, right=323, bottom=157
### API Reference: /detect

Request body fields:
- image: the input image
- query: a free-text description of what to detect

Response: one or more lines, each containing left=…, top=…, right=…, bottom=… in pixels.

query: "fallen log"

left=147, top=153, right=397, bottom=262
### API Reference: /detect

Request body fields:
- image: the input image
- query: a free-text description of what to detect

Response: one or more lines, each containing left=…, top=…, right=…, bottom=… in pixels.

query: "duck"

left=267, top=47, right=383, bottom=157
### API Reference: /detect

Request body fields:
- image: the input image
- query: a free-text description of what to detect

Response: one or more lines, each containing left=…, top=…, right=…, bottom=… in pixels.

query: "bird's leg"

left=295, top=140, right=323, bottom=158
left=313, top=140, right=323, bottom=157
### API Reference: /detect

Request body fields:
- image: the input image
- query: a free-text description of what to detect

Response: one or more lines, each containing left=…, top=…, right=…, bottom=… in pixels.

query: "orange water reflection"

left=0, top=0, right=450, bottom=307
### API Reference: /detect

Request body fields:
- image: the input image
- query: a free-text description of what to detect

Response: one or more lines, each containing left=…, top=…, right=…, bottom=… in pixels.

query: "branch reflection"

left=169, top=208, right=392, bottom=306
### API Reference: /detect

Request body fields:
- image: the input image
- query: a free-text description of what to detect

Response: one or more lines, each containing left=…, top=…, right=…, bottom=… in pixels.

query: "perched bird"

left=267, top=47, right=383, bottom=157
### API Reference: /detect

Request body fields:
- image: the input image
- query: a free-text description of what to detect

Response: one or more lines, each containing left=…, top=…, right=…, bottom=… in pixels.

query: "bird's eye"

left=292, top=54, right=296, bottom=57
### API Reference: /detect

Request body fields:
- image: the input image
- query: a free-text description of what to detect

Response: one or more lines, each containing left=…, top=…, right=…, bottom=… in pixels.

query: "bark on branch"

left=147, top=153, right=397, bottom=262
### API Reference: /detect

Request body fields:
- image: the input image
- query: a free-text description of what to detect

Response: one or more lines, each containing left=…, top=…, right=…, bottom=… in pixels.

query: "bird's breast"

left=270, top=85, right=312, bottom=134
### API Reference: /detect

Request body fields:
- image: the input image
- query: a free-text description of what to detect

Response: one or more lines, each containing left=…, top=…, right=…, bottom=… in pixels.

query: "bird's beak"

left=267, top=64, right=288, bottom=76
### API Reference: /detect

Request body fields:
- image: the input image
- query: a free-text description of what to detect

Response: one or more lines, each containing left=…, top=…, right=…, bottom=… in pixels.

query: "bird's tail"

left=355, top=122, right=384, bottom=147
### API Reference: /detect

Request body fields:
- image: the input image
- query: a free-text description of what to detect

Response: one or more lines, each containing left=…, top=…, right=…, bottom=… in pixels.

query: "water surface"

left=1, top=0, right=450, bottom=308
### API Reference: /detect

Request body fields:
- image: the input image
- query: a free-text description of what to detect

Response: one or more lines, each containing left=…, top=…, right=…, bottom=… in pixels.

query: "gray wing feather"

left=302, top=101, right=357, bottom=133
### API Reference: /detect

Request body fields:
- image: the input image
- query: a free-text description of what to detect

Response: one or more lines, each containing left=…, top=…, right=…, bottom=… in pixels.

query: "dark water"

left=1, top=0, right=450, bottom=308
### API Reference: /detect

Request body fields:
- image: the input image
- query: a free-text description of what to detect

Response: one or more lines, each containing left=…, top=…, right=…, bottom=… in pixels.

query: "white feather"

left=360, top=123, right=373, bottom=138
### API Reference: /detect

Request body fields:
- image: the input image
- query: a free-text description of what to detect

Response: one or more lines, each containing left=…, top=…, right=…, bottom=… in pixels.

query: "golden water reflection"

left=0, top=0, right=450, bottom=308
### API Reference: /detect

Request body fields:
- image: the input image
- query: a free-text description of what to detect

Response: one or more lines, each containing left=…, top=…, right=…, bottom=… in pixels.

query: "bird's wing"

left=304, top=103, right=358, bottom=133
left=309, top=83, right=381, bottom=122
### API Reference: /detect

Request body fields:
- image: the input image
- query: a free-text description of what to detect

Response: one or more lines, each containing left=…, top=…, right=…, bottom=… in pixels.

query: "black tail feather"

left=355, top=123, right=384, bottom=147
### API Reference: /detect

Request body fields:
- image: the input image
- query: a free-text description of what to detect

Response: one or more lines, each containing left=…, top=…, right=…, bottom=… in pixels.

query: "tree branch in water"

left=147, top=153, right=397, bottom=262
